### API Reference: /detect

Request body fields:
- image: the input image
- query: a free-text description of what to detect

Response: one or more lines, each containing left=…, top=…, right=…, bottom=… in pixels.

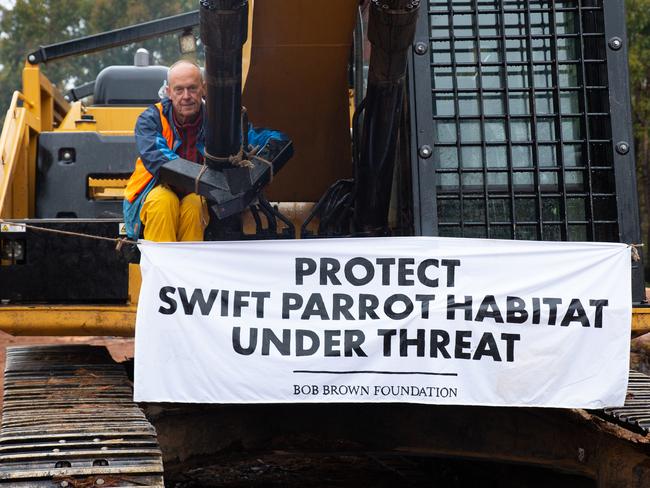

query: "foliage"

left=0, top=0, right=199, bottom=117
left=627, top=0, right=650, bottom=270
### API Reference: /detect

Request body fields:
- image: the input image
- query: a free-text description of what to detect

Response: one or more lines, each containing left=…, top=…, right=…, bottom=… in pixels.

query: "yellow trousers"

left=140, top=184, right=209, bottom=242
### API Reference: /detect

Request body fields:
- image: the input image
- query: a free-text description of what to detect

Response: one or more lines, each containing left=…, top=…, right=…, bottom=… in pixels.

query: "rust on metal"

left=0, top=345, right=163, bottom=486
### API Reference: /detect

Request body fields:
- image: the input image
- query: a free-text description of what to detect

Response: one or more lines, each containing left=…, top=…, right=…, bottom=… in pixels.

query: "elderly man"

left=123, top=59, right=209, bottom=242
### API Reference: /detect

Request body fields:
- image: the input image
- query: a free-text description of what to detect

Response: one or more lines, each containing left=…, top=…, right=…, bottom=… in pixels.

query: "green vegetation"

left=628, top=0, right=650, bottom=271
left=0, top=0, right=197, bottom=117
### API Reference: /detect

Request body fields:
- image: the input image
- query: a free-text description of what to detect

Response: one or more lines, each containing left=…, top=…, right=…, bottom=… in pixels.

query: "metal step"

left=0, top=345, right=164, bottom=486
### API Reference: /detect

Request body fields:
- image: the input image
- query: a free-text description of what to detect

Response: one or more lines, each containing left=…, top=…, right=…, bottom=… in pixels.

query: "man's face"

left=166, top=62, right=204, bottom=122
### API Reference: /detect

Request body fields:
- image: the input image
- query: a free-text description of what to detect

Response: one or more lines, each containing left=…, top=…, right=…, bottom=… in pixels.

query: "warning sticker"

left=119, top=223, right=127, bottom=236
left=0, top=223, right=26, bottom=233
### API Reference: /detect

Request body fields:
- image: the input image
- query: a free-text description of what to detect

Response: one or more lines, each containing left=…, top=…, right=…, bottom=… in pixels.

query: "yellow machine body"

left=0, top=0, right=357, bottom=336
left=0, top=0, right=647, bottom=338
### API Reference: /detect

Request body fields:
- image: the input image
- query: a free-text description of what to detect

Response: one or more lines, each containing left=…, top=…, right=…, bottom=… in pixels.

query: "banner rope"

left=0, top=219, right=137, bottom=251
left=2, top=217, right=644, bottom=260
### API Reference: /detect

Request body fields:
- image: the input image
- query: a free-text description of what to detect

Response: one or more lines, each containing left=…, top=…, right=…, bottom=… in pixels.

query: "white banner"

left=134, top=237, right=631, bottom=408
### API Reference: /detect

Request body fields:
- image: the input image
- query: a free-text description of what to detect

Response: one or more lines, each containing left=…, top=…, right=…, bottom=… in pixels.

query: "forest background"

left=2, top=0, right=650, bottom=274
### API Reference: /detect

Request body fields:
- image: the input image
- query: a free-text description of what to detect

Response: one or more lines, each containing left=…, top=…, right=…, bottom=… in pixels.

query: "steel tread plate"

left=0, top=345, right=164, bottom=486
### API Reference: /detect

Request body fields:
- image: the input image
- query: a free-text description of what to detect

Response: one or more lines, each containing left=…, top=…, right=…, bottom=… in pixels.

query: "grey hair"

left=166, top=59, right=203, bottom=83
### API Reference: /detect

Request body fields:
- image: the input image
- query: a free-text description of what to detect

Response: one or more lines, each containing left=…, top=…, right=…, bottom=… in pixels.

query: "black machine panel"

left=0, top=220, right=129, bottom=303
left=36, top=132, right=137, bottom=219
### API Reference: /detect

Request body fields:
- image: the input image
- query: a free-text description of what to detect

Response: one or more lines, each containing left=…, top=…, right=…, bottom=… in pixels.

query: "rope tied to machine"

left=629, top=243, right=644, bottom=262
left=0, top=219, right=137, bottom=252
left=197, top=107, right=274, bottom=196
left=193, top=107, right=274, bottom=228
left=2, top=218, right=646, bottom=264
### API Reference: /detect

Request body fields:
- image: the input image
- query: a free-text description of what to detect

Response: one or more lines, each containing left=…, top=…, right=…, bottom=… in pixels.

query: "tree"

left=79, top=0, right=199, bottom=80
left=627, top=0, right=650, bottom=276
left=0, top=0, right=92, bottom=112
left=0, top=0, right=198, bottom=118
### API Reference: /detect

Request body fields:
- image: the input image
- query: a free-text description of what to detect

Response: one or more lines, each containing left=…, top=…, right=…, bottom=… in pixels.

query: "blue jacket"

left=123, top=98, right=286, bottom=239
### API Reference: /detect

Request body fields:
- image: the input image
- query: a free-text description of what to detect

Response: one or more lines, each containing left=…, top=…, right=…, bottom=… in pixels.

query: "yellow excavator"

left=1, top=0, right=650, bottom=486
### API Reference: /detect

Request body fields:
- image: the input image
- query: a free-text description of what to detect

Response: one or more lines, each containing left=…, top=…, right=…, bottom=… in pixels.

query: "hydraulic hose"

left=354, top=0, right=420, bottom=235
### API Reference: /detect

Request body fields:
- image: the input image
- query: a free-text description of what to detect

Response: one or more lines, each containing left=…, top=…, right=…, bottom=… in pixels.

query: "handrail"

left=15, top=92, right=33, bottom=109
left=0, top=91, right=24, bottom=166
left=1, top=64, right=73, bottom=217
left=0, top=91, right=28, bottom=216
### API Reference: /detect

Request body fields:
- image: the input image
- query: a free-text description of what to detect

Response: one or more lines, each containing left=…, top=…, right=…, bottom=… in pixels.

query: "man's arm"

left=135, top=105, right=179, bottom=179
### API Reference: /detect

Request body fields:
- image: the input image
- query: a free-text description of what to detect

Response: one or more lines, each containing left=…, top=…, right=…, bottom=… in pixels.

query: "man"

left=123, top=59, right=209, bottom=242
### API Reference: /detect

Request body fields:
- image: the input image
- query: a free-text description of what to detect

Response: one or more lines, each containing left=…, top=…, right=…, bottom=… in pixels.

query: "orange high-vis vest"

left=124, top=103, right=174, bottom=203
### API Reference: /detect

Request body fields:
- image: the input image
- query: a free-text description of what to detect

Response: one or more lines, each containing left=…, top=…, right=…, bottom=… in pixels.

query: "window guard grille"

left=408, top=0, right=644, bottom=302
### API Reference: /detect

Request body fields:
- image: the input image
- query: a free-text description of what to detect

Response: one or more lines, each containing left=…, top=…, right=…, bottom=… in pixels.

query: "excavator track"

left=0, top=345, right=164, bottom=487
left=602, top=370, right=650, bottom=434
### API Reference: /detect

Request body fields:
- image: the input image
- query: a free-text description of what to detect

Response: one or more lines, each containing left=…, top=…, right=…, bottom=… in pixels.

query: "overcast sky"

left=0, top=0, right=14, bottom=9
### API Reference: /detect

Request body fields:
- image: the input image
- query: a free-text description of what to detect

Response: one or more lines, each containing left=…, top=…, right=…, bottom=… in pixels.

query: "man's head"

left=166, top=59, right=204, bottom=123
